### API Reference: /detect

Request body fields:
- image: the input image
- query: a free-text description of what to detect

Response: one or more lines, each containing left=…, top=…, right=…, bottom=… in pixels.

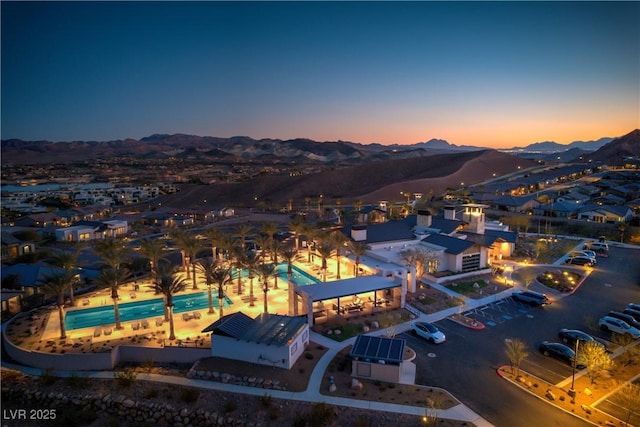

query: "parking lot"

left=402, top=244, right=639, bottom=427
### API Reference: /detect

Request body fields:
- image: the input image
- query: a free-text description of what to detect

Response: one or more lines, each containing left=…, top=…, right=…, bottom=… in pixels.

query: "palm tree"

left=47, top=250, right=80, bottom=306
left=271, top=239, right=282, bottom=289
left=211, top=267, right=234, bottom=319
left=233, top=224, right=254, bottom=252
left=230, top=245, right=246, bottom=295
left=280, top=246, right=297, bottom=315
left=330, top=230, right=348, bottom=279
left=94, top=267, right=131, bottom=330
left=203, top=227, right=225, bottom=261
left=301, top=222, right=319, bottom=263
left=94, top=238, right=129, bottom=271
left=243, top=250, right=261, bottom=307
left=288, top=217, right=307, bottom=252
left=39, top=271, right=72, bottom=339
left=139, top=238, right=166, bottom=289
left=196, top=257, right=219, bottom=314
left=347, top=241, right=371, bottom=277
left=257, top=263, right=275, bottom=313
left=254, top=234, right=272, bottom=263
left=172, top=231, right=203, bottom=289
left=151, top=270, right=188, bottom=340
left=154, top=260, right=179, bottom=320
left=316, top=242, right=334, bottom=282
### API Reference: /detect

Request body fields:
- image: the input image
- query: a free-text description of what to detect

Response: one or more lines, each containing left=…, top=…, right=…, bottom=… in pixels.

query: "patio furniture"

left=155, top=318, right=164, bottom=327
left=193, top=312, right=201, bottom=320
left=93, top=328, right=102, bottom=337
left=82, top=299, right=90, bottom=306
left=132, top=322, right=140, bottom=331
left=103, top=327, right=112, bottom=335
left=182, top=313, right=192, bottom=321
left=141, top=320, right=149, bottom=329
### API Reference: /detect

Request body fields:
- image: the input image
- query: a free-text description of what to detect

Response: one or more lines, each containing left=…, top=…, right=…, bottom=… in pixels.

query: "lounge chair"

left=132, top=322, right=140, bottom=331
left=141, top=320, right=149, bottom=329
left=193, top=312, right=201, bottom=320
left=104, top=328, right=112, bottom=336
left=155, top=318, right=164, bottom=327
left=93, top=328, right=102, bottom=337
left=182, top=313, right=192, bottom=321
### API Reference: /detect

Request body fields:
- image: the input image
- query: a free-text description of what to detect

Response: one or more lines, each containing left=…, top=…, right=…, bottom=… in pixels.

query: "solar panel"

left=350, top=335, right=405, bottom=364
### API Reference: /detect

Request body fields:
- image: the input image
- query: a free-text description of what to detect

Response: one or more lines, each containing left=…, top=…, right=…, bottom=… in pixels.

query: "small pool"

left=65, top=292, right=232, bottom=331
left=232, top=263, right=320, bottom=286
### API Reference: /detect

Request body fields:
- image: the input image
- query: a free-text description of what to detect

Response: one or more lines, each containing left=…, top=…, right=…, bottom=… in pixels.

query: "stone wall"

left=2, top=385, right=243, bottom=427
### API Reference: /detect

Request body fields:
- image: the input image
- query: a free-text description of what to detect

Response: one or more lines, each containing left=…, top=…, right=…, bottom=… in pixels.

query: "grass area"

left=321, top=310, right=414, bottom=342
left=446, top=279, right=488, bottom=295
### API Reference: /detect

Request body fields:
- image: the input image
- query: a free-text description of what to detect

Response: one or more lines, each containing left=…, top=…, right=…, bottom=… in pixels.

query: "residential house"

left=1, top=231, right=36, bottom=262
left=577, top=205, right=633, bottom=224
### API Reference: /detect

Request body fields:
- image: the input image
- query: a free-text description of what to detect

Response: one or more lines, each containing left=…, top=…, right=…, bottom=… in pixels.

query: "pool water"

left=65, top=263, right=318, bottom=331
left=65, top=292, right=232, bottom=331
left=232, top=263, right=319, bottom=286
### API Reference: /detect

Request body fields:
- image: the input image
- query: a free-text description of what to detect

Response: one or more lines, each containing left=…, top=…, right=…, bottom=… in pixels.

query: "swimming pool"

left=65, top=292, right=233, bottom=331
left=232, top=263, right=320, bottom=286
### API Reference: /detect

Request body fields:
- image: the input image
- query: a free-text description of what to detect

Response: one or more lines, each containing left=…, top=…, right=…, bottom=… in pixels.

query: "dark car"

left=608, top=311, right=640, bottom=329
left=512, top=290, right=550, bottom=306
left=624, top=307, right=640, bottom=319
left=558, top=329, right=605, bottom=351
left=565, top=256, right=594, bottom=266
left=539, top=341, right=586, bottom=369
left=627, top=303, right=640, bottom=312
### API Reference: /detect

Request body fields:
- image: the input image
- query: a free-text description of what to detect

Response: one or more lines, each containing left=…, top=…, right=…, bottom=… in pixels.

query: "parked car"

left=538, top=341, right=586, bottom=369
left=627, top=303, right=640, bottom=312
left=557, top=329, right=605, bottom=350
left=608, top=311, right=640, bottom=329
left=569, top=251, right=596, bottom=264
left=624, top=307, right=640, bottom=319
left=598, top=316, right=640, bottom=339
left=411, top=322, right=446, bottom=344
left=565, top=256, right=594, bottom=266
left=584, top=241, right=609, bottom=252
left=512, top=290, right=550, bottom=306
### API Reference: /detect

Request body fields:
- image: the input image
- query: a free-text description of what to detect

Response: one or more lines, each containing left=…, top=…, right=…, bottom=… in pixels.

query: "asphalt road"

left=405, top=245, right=639, bottom=427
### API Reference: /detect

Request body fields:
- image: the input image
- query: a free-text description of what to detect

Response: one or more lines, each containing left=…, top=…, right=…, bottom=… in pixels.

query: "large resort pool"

left=65, top=263, right=320, bottom=330
left=65, top=293, right=233, bottom=330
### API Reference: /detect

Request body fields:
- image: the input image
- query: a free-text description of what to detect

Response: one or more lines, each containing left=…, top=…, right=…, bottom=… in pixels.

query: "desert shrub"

left=143, top=389, right=159, bottom=399
left=114, top=368, right=137, bottom=388
left=224, top=399, right=237, bottom=413
left=39, top=368, right=59, bottom=386
left=65, top=372, right=89, bottom=388
left=308, top=402, right=335, bottom=427
left=260, top=393, right=272, bottom=407
left=180, top=387, right=199, bottom=403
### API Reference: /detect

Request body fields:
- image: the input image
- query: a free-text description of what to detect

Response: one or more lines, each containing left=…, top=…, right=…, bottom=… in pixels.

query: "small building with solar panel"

left=350, top=335, right=414, bottom=384
left=202, top=312, right=309, bottom=369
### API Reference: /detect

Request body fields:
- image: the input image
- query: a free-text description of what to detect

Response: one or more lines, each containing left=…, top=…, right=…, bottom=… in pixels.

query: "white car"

left=569, top=251, right=596, bottom=264
left=411, top=322, right=446, bottom=344
left=598, top=316, right=640, bottom=339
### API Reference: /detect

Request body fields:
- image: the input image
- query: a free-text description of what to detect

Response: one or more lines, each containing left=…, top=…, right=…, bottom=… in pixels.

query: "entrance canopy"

left=296, top=275, right=399, bottom=302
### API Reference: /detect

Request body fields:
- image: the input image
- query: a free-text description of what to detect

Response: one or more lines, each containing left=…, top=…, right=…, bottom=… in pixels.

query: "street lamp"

left=569, top=340, right=579, bottom=401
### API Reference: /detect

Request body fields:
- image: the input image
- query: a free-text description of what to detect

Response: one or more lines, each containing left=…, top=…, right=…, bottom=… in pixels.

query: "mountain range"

left=1, top=130, right=637, bottom=166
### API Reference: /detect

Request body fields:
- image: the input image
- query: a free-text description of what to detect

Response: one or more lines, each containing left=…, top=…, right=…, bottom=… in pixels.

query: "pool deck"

left=35, top=254, right=351, bottom=347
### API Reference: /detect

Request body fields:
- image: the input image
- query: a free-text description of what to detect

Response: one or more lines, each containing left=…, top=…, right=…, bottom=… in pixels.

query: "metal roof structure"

left=296, top=275, right=400, bottom=302
left=202, top=312, right=308, bottom=346
left=350, top=335, right=405, bottom=364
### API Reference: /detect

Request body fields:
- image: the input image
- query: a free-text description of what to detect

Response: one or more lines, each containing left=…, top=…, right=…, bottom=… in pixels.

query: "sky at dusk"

left=1, top=1, right=638, bottom=148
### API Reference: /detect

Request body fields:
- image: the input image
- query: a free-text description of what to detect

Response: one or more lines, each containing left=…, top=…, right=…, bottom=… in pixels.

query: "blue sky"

left=2, top=1, right=638, bottom=148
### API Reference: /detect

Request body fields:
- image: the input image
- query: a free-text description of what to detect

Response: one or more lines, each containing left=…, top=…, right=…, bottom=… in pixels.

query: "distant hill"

left=578, top=129, right=640, bottom=165
left=155, top=150, right=538, bottom=207
left=501, top=136, right=613, bottom=157
left=1, top=134, right=473, bottom=165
